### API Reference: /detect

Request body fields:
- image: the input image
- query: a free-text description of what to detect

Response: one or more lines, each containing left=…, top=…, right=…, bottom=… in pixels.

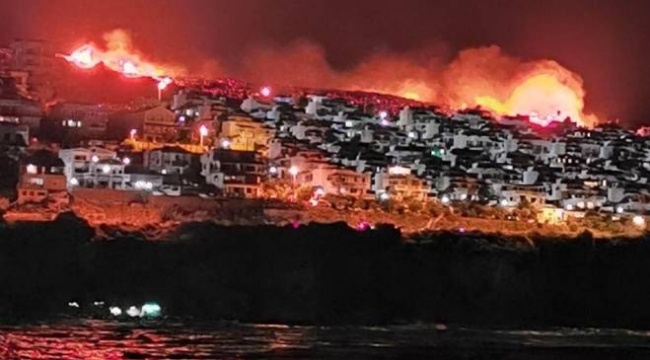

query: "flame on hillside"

left=58, top=29, right=184, bottom=82
left=236, top=44, right=599, bottom=127
left=58, top=30, right=599, bottom=127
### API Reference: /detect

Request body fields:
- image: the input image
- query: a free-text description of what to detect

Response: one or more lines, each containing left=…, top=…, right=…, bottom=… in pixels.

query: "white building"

left=145, top=146, right=195, bottom=175
left=59, top=147, right=128, bottom=189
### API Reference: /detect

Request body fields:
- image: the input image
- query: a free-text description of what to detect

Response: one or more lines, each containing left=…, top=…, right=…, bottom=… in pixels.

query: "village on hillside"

left=0, top=39, right=649, bottom=236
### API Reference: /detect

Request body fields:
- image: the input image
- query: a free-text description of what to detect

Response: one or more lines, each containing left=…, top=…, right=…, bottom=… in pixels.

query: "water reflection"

left=0, top=320, right=650, bottom=359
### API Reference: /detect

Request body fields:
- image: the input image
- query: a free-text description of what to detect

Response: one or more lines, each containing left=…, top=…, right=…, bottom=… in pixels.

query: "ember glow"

left=59, top=29, right=184, bottom=82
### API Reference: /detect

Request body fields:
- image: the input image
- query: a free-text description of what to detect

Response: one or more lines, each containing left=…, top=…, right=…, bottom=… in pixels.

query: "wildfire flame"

left=58, top=31, right=599, bottom=128
left=474, top=72, right=596, bottom=127
left=58, top=29, right=183, bottom=83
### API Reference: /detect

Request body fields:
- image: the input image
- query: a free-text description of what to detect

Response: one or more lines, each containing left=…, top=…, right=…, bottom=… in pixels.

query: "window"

left=29, top=178, right=44, bottom=186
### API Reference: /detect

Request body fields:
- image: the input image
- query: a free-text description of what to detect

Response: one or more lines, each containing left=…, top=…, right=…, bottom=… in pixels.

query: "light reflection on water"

left=1, top=320, right=650, bottom=359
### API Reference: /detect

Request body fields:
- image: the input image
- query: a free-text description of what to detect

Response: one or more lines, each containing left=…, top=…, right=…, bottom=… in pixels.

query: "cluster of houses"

left=2, top=85, right=649, bottom=226
left=1, top=39, right=649, bottom=225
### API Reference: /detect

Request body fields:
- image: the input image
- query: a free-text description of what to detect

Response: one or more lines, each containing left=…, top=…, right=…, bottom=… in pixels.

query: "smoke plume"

left=63, top=29, right=598, bottom=126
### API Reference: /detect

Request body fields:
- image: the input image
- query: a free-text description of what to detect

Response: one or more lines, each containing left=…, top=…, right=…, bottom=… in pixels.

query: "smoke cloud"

left=65, top=29, right=598, bottom=126
left=228, top=41, right=596, bottom=126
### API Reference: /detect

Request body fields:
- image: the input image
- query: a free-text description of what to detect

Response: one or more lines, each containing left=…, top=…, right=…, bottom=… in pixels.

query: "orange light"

left=59, top=29, right=182, bottom=84
left=61, top=45, right=98, bottom=69
left=121, top=60, right=138, bottom=77
left=475, top=73, right=595, bottom=127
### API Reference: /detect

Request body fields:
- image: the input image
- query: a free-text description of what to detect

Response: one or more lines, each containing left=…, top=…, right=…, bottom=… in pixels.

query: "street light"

left=157, top=77, right=172, bottom=101
left=289, top=165, right=299, bottom=198
left=199, top=125, right=209, bottom=147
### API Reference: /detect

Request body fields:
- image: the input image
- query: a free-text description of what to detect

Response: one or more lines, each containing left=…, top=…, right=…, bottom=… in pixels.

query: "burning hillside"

left=58, top=29, right=599, bottom=127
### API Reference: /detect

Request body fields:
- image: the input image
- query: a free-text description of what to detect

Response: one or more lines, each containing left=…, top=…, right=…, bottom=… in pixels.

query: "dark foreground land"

left=1, top=212, right=650, bottom=329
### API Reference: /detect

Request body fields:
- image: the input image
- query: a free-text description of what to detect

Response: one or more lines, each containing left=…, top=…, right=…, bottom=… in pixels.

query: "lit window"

left=29, top=178, right=44, bottom=186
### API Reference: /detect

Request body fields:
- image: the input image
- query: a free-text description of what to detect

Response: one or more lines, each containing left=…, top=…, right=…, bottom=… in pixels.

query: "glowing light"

left=221, top=139, right=231, bottom=149
left=26, top=164, right=37, bottom=175
left=126, top=306, right=140, bottom=317
left=199, top=125, right=209, bottom=147
left=379, top=192, right=390, bottom=201
left=141, top=302, right=161, bottom=318
left=61, top=45, right=98, bottom=69
left=70, top=177, right=79, bottom=186
left=135, top=181, right=154, bottom=190
left=357, top=221, right=371, bottom=231
left=402, top=92, right=421, bottom=101
left=122, top=157, right=131, bottom=165
left=441, top=195, right=450, bottom=205
left=91, top=155, right=99, bottom=163
left=616, top=206, right=624, bottom=214
left=269, top=166, right=278, bottom=175
left=260, top=86, right=272, bottom=97
left=199, top=125, right=209, bottom=137
left=68, top=302, right=80, bottom=308
left=157, top=77, right=173, bottom=90
left=379, top=111, right=388, bottom=119
left=565, top=204, right=575, bottom=211
left=109, top=306, right=122, bottom=316
left=129, top=129, right=137, bottom=140
left=475, top=73, right=595, bottom=128
left=289, top=165, right=299, bottom=177
left=633, top=216, right=646, bottom=228
left=408, top=131, right=417, bottom=139
left=315, top=187, right=325, bottom=197
left=102, top=165, right=111, bottom=174
left=500, top=199, right=509, bottom=207
left=121, top=60, right=138, bottom=77
left=59, top=30, right=181, bottom=83
left=309, top=198, right=318, bottom=207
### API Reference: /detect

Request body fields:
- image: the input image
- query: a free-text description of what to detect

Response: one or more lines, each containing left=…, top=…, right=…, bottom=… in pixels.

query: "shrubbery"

left=0, top=213, right=649, bottom=328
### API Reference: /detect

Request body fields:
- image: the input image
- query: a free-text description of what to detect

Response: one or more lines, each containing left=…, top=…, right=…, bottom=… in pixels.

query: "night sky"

left=0, top=0, right=649, bottom=126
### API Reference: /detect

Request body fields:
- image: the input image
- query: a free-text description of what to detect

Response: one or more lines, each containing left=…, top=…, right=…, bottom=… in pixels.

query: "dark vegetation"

left=0, top=212, right=649, bottom=328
